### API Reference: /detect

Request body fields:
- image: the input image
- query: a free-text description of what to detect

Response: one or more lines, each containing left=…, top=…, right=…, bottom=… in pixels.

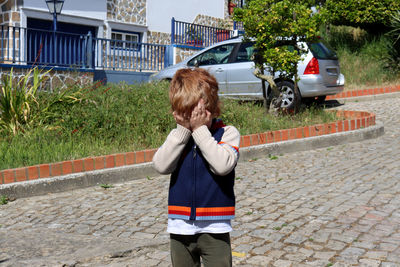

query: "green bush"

left=321, top=25, right=400, bottom=87
left=324, top=0, right=400, bottom=31
left=0, top=68, right=50, bottom=135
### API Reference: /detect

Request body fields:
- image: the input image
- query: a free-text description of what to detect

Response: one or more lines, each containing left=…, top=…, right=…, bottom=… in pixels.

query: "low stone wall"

left=0, top=66, right=94, bottom=91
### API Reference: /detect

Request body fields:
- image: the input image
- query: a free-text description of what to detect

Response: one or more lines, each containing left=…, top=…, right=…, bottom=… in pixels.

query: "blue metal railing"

left=171, top=18, right=235, bottom=48
left=1, top=20, right=244, bottom=72
left=1, top=25, right=24, bottom=64
left=93, top=38, right=168, bottom=72
left=233, top=21, right=244, bottom=33
left=0, top=25, right=90, bottom=68
left=230, top=0, right=245, bottom=9
left=1, top=25, right=169, bottom=72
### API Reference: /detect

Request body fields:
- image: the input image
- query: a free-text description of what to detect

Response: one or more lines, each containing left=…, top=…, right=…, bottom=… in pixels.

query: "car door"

left=225, top=42, right=264, bottom=99
left=187, top=43, right=236, bottom=93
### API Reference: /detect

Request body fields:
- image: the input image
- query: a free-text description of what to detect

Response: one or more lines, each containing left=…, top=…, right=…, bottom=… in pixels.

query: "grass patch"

left=0, top=82, right=339, bottom=170
left=0, top=195, right=8, bottom=205
left=99, top=183, right=113, bottom=189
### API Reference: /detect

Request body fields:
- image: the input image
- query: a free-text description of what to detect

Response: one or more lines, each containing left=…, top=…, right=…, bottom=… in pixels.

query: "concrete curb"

left=0, top=123, right=384, bottom=199
left=239, top=122, right=384, bottom=162
left=333, top=91, right=400, bottom=103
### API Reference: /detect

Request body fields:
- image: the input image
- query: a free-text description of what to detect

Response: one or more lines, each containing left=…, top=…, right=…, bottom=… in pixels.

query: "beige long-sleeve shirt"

left=153, top=124, right=240, bottom=176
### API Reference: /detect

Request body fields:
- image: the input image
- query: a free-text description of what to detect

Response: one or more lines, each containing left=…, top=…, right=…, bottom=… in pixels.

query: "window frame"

left=110, top=30, right=141, bottom=51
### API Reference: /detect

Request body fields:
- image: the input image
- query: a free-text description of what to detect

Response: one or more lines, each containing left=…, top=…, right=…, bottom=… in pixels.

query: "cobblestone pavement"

left=1, top=96, right=399, bottom=267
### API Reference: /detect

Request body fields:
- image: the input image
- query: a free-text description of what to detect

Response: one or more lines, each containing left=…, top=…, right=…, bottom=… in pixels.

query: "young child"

left=153, top=68, right=240, bottom=267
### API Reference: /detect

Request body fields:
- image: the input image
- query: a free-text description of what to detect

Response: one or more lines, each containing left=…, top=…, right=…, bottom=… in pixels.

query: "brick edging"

left=0, top=110, right=376, bottom=185
left=326, top=85, right=400, bottom=100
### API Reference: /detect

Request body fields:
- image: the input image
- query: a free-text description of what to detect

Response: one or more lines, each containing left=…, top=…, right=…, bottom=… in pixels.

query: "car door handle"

left=215, top=68, right=224, bottom=73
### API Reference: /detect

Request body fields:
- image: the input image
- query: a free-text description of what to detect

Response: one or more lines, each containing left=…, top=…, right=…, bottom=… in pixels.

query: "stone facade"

left=147, top=31, right=170, bottom=45
left=107, top=0, right=146, bottom=25
left=0, top=0, right=22, bottom=26
left=193, top=14, right=233, bottom=30
left=175, top=47, right=199, bottom=64
left=0, top=67, right=94, bottom=91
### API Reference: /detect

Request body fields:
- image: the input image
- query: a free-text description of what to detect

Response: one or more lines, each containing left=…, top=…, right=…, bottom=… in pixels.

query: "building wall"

left=107, top=0, right=146, bottom=25
left=0, top=0, right=22, bottom=26
left=2, top=0, right=234, bottom=78
left=146, top=0, right=224, bottom=34
left=23, top=0, right=107, bottom=20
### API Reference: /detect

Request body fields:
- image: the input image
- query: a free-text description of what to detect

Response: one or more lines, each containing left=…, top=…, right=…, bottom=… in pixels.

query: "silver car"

left=150, top=37, right=345, bottom=108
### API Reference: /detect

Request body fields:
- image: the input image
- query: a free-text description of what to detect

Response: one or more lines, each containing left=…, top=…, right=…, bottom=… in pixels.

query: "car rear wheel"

left=276, top=81, right=301, bottom=111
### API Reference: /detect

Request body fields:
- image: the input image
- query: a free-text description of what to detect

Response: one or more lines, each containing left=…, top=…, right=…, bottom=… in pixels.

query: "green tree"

left=234, top=0, right=325, bottom=113
left=324, top=0, right=400, bottom=32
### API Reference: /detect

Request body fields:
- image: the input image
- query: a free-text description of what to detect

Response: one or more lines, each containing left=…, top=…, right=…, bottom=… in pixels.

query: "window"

left=234, top=42, right=255, bottom=63
left=309, top=42, right=338, bottom=60
left=188, top=44, right=236, bottom=66
left=111, top=31, right=140, bottom=50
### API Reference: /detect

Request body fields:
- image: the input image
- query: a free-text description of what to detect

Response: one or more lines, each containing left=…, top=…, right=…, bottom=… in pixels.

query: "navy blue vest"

left=168, top=127, right=236, bottom=221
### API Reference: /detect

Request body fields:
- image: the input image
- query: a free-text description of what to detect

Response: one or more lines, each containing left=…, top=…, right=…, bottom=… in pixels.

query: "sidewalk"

left=1, top=87, right=399, bottom=199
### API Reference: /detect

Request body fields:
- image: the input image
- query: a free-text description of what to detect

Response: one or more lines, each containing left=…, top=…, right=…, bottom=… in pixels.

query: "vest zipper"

left=191, top=144, right=197, bottom=220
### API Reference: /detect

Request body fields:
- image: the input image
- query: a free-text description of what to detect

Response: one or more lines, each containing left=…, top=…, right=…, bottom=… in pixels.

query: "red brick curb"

left=326, top=85, right=400, bottom=100
left=0, top=110, right=376, bottom=185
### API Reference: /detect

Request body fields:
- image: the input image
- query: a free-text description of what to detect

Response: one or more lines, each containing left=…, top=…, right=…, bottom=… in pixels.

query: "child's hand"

left=173, top=111, right=191, bottom=130
left=190, top=99, right=212, bottom=131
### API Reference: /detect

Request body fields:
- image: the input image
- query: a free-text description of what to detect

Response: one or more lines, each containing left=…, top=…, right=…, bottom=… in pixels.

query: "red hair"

left=169, top=68, right=221, bottom=117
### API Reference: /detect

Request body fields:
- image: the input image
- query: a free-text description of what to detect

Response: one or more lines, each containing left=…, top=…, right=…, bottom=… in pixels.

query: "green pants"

left=170, top=233, right=232, bottom=267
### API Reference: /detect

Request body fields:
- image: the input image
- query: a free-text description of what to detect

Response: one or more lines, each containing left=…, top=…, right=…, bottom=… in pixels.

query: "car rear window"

left=309, top=42, right=338, bottom=60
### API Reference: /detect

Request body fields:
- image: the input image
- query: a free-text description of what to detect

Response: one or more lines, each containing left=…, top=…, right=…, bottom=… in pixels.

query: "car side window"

left=233, top=42, right=255, bottom=63
left=188, top=44, right=235, bottom=66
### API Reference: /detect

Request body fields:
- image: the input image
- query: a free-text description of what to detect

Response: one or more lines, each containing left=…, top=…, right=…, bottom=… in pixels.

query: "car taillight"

left=304, top=57, right=319, bottom=75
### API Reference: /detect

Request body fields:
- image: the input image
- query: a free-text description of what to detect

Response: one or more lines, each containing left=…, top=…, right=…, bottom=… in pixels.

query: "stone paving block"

left=273, top=259, right=293, bottom=267
left=376, top=242, right=399, bottom=252
left=338, top=247, right=366, bottom=264
left=304, top=259, right=331, bottom=266
left=133, top=232, right=155, bottom=239
left=353, top=241, right=377, bottom=250
left=326, top=240, right=347, bottom=251
left=245, top=255, right=274, bottom=266
left=314, top=251, right=336, bottom=260
left=358, top=258, right=381, bottom=267
left=284, top=233, right=307, bottom=245
left=284, top=253, right=308, bottom=262
left=332, top=263, right=352, bottom=267
left=267, top=250, right=286, bottom=259
left=364, top=250, right=388, bottom=260
left=381, top=262, right=400, bottom=267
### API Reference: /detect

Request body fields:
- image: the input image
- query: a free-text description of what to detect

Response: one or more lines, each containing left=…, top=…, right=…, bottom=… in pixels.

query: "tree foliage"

left=324, top=0, right=400, bottom=31
left=234, top=0, right=325, bottom=112
left=235, top=0, right=324, bottom=77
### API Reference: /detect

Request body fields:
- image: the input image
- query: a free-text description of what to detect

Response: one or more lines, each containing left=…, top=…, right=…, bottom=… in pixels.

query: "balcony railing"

left=1, top=25, right=90, bottom=68
left=0, top=25, right=169, bottom=72
left=93, top=37, right=168, bottom=72
left=230, top=0, right=245, bottom=9
left=171, top=18, right=235, bottom=48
